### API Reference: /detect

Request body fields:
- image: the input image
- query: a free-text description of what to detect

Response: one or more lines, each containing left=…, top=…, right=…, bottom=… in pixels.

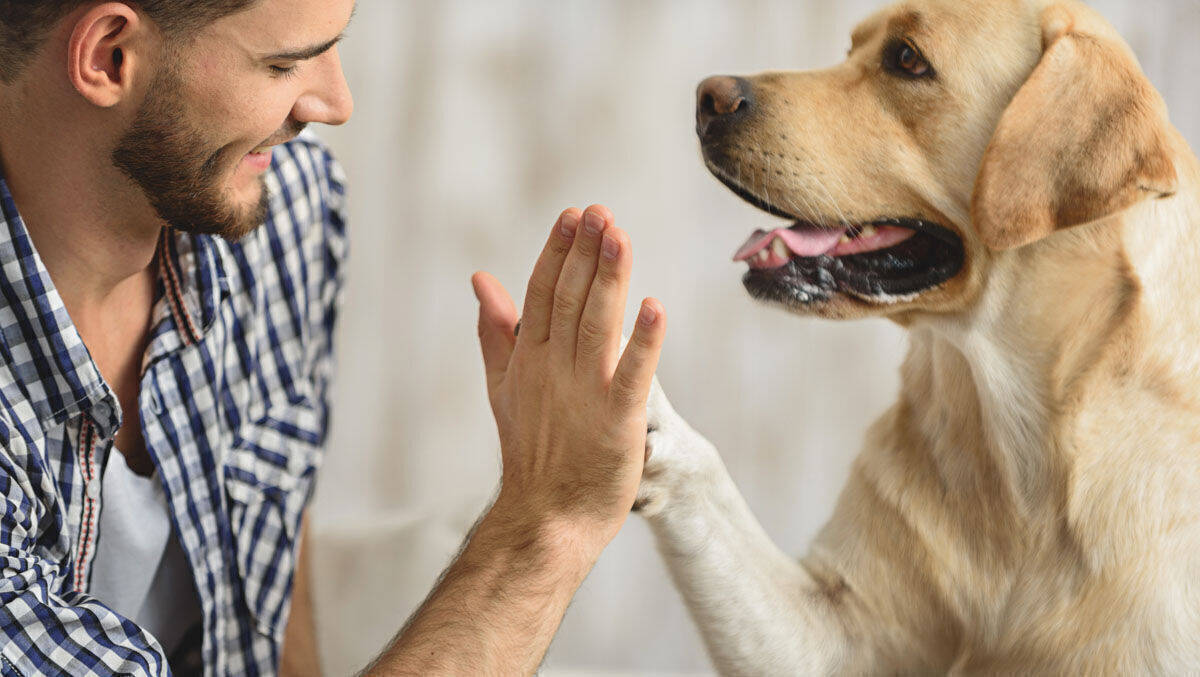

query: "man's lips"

left=247, top=141, right=284, bottom=156
left=247, top=131, right=302, bottom=157
left=241, top=148, right=274, bottom=173
left=241, top=136, right=297, bottom=171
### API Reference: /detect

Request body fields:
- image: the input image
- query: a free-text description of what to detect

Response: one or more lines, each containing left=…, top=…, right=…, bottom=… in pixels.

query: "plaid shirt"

left=0, top=131, right=347, bottom=676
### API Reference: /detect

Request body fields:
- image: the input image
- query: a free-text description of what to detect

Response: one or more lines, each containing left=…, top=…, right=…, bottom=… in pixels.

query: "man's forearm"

left=281, top=515, right=322, bottom=677
left=363, top=505, right=598, bottom=676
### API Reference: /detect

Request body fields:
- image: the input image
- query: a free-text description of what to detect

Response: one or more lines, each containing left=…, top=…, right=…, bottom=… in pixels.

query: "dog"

left=635, top=0, right=1200, bottom=673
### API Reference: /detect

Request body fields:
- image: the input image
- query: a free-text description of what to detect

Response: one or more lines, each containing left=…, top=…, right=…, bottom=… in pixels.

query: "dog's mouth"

left=713, top=169, right=964, bottom=306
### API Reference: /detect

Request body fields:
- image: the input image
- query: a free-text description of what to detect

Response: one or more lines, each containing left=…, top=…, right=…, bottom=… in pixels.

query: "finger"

left=549, top=204, right=613, bottom=355
left=472, top=271, right=518, bottom=388
left=575, top=226, right=631, bottom=378
left=609, top=298, right=667, bottom=413
left=519, top=208, right=581, bottom=344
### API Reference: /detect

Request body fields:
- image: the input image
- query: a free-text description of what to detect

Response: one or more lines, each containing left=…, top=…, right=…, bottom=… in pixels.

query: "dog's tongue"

left=733, top=225, right=846, bottom=261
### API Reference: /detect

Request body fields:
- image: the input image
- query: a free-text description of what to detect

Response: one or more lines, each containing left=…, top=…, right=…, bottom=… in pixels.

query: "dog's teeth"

left=860, top=225, right=878, bottom=238
left=839, top=234, right=852, bottom=244
left=770, top=238, right=789, bottom=259
left=756, top=250, right=769, bottom=262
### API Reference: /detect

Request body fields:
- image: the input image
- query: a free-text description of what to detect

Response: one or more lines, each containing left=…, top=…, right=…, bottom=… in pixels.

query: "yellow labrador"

left=636, top=0, right=1200, bottom=673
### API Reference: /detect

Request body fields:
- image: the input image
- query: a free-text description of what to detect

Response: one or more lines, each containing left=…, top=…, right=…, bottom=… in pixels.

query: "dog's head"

left=699, top=0, right=1178, bottom=320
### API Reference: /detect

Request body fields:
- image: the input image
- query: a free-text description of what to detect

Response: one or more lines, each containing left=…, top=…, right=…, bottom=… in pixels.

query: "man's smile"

left=241, top=146, right=275, bottom=173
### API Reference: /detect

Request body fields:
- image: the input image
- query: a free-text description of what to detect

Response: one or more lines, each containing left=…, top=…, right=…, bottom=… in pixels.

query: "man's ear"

left=970, top=3, right=1178, bottom=251
left=67, top=3, right=144, bottom=108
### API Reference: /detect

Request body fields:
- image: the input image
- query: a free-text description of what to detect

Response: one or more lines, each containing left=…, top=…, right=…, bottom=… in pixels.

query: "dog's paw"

left=632, top=419, right=671, bottom=515
left=633, top=376, right=719, bottom=517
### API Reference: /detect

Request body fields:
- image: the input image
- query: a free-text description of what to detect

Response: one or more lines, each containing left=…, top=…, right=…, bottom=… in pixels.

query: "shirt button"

left=86, top=477, right=101, bottom=500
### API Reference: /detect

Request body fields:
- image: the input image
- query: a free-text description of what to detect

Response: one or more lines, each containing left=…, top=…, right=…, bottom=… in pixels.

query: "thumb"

left=472, top=271, right=518, bottom=385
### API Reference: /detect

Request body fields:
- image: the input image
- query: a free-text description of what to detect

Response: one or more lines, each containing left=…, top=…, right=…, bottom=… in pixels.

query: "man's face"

left=112, top=0, right=355, bottom=242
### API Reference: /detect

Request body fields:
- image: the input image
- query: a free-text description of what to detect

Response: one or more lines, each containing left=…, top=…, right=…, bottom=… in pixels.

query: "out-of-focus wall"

left=309, top=1, right=1200, bottom=674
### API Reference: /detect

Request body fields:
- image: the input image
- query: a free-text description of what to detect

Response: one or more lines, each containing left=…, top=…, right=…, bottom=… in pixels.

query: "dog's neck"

left=906, top=158, right=1200, bottom=518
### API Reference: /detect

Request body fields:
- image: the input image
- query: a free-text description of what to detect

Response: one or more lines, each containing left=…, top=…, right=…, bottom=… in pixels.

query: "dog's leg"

left=637, top=379, right=850, bottom=675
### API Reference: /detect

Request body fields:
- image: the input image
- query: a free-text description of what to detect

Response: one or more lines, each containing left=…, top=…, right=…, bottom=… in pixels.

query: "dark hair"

left=0, top=0, right=260, bottom=83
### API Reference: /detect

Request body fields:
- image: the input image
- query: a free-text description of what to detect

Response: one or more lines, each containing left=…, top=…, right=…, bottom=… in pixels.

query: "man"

left=0, top=0, right=665, bottom=675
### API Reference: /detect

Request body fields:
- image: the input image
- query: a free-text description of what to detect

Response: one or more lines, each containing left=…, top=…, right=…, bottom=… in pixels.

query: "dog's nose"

left=696, top=75, right=753, bottom=139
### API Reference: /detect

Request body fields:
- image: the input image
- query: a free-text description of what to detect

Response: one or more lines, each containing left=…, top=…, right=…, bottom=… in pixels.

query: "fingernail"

left=560, top=213, right=579, bottom=239
left=601, top=234, right=619, bottom=260
left=584, top=211, right=604, bottom=236
left=639, top=303, right=658, bottom=326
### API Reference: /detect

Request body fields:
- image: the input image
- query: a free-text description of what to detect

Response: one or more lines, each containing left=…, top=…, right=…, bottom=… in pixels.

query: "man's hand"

left=365, top=206, right=665, bottom=676
left=471, top=204, right=666, bottom=553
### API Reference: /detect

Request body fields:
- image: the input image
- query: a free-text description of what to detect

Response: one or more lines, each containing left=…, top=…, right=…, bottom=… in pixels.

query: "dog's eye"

left=883, top=40, right=934, bottom=79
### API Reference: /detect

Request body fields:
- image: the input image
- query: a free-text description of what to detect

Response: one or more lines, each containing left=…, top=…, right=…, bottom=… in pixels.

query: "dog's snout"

left=696, top=75, right=753, bottom=139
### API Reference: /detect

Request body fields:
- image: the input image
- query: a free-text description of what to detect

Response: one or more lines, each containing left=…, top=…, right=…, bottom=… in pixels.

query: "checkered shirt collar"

left=0, top=170, right=230, bottom=431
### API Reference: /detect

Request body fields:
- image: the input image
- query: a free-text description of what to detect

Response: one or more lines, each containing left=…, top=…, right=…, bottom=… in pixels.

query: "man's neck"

left=0, top=76, right=163, bottom=324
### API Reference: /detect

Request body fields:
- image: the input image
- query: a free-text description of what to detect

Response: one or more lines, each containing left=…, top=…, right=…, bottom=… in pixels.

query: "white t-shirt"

left=89, top=448, right=203, bottom=656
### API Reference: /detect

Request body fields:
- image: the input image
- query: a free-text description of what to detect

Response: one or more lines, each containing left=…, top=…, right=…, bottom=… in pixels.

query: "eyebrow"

left=886, top=10, right=924, bottom=38
left=262, top=34, right=344, bottom=62
left=260, top=4, right=357, bottom=62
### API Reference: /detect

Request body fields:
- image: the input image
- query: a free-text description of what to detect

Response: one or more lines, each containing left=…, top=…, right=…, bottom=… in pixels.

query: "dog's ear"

left=971, top=4, right=1177, bottom=251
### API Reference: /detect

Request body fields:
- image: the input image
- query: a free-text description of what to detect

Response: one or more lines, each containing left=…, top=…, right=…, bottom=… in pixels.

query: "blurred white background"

left=307, top=1, right=1200, bottom=674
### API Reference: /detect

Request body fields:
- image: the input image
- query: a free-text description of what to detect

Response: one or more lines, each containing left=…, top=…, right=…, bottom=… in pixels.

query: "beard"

left=111, top=66, right=294, bottom=243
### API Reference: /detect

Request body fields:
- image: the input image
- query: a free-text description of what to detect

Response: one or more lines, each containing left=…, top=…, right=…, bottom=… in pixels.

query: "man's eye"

left=270, top=64, right=299, bottom=79
left=883, top=40, right=934, bottom=79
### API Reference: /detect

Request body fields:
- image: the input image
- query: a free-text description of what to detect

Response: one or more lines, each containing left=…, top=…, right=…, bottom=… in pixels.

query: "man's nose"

left=294, top=49, right=355, bottom=127
left=696, top=75, right=753, bottom=140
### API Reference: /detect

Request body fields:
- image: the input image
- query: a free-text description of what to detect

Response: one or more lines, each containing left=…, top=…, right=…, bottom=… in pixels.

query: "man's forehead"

left=205, top=0, right=357, bottom=59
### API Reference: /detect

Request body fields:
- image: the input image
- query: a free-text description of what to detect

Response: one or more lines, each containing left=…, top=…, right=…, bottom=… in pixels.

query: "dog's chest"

left=949, top=509, right=1200, bottom=672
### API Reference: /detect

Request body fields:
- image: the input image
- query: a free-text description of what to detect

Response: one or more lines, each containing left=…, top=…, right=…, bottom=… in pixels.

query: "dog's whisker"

left=804, top=158, right=852, bottom=227
left=792, top=182, right=821, bottom=226
left=792, top=172, right=831, bottom=228
left=764, top=153, right=775, bottom=219
left=813, top=174, right=851, bottom=229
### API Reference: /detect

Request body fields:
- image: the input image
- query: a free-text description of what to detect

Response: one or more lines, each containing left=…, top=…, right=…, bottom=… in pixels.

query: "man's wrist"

left=474, top=495, right=612, bottom=585
left=366, top=497, right=610, bottom=675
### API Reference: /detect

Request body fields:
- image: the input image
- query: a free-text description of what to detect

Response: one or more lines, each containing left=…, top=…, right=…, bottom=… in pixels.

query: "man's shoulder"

left=0, top=333, right=55, bottom=450
left=0, top=362, right=32, bottom=449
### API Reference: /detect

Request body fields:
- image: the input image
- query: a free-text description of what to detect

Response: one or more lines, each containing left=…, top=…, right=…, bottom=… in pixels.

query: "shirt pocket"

left=222, top=398, right=323, bottom=640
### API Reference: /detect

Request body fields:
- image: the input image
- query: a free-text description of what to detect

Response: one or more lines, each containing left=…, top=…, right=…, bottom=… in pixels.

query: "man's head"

left=0, top=0, right=355, bottom=241
left=0, top=1, right=260, bottom=85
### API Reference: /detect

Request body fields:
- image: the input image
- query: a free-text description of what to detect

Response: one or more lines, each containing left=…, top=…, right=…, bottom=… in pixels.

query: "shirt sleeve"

left=0, top=438, right=169, bottom=676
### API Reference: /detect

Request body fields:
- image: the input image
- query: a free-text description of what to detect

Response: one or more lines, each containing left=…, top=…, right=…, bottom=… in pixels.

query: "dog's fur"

left=636, top=0, right=1200, bottom=673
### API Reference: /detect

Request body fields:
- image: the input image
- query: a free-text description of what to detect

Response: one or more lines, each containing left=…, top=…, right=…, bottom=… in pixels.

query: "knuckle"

left=595, top=258, right=622, bottom=282
left=528, top=277, right=559, bottom=309
left=632, top=325, right=658, bottom=348
left=548, top=236, right=573, bottom=257
left=552, top=289, right=581, bottom=318
left=574, top=233, right=600, bottom=253
left=609, top=373, right=642, bottom=408
left=525, top=277, right=555, bottom=305
left=576, top=316, right=609, bottom=352
left=625, top=332, right=649, bottom=353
